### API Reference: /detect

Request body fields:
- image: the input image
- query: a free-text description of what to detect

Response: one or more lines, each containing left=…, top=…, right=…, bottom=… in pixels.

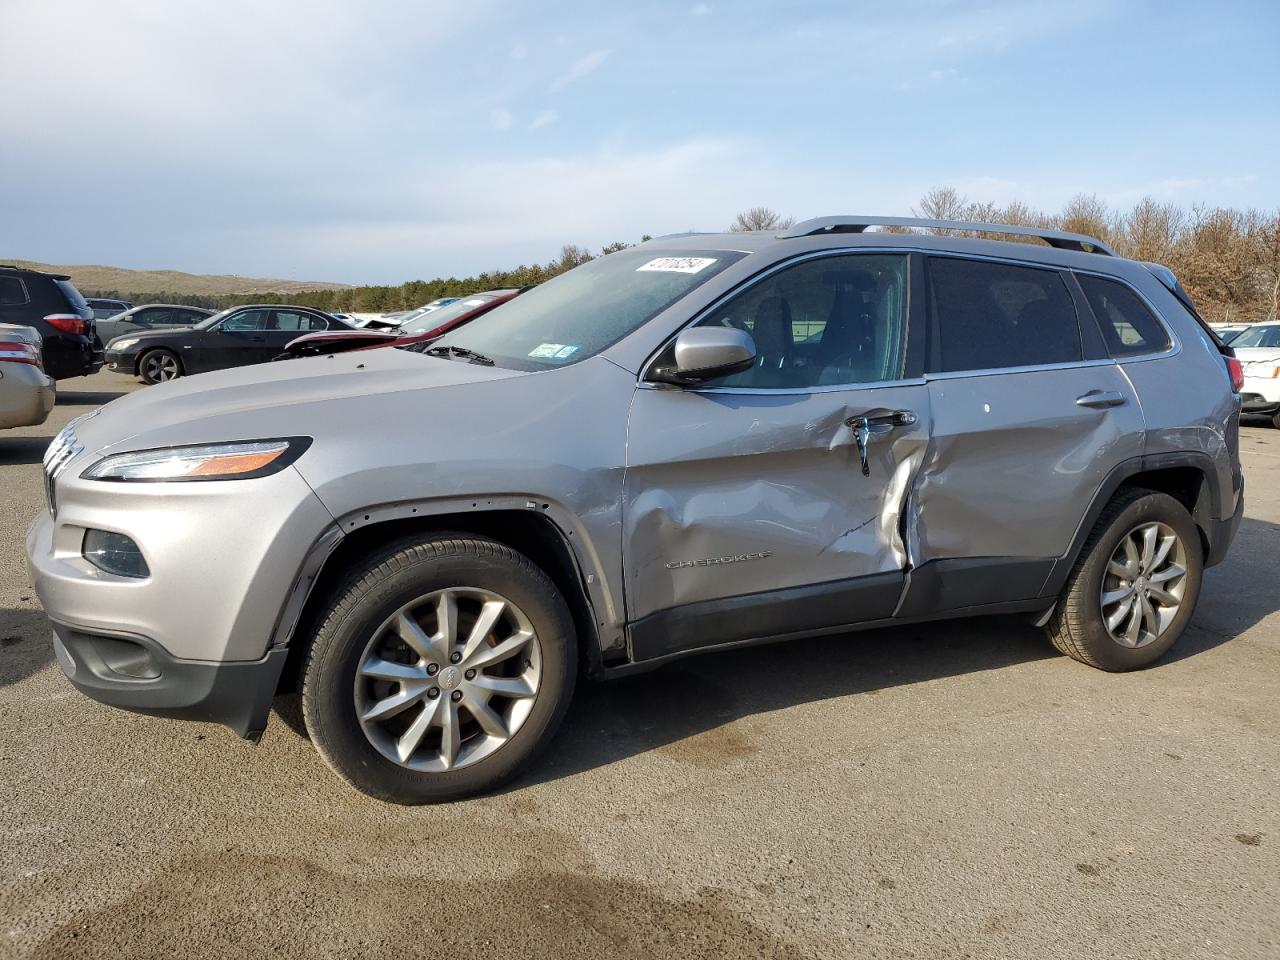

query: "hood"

left=72, top=346, right=526, bottom=455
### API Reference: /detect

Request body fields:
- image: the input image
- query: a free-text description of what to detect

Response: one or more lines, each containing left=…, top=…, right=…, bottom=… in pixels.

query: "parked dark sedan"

left=106, top=304, right=352, bottom=383
left=96, top=303, right=215, bottom=344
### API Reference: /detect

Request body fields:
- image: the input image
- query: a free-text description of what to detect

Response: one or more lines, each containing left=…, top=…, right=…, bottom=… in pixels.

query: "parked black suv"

left=0, top=265, right=103, bottom=379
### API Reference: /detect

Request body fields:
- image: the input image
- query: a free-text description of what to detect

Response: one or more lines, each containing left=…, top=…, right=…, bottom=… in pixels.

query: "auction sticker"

left=636, top=257, right=718, bottom=274
left=529, top=343, right=580, bottom=360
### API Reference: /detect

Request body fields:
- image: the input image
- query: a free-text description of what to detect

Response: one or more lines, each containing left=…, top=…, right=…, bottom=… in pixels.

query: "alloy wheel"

left=142, top=352, right=180, bottom=382
left=1099, top=521, right=1188, bottom=649
left=354, top=587, right=542, bottom=772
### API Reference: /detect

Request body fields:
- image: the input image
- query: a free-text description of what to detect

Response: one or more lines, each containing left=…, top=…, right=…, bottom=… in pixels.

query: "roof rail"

left=777, top=216, right=1114, bottom=256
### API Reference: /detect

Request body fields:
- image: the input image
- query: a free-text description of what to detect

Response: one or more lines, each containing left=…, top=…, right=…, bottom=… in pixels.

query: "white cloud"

left=548, top=49, right=611, bottom=93
left=691, top=3, right=710, bottom=15
left=491, top=107, right=514, bottom=130
left=529, top=110, right=559, bottom=130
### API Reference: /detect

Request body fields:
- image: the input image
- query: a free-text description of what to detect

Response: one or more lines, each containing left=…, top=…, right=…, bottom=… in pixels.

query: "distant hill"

left=3, top=259, right=350, bottom=296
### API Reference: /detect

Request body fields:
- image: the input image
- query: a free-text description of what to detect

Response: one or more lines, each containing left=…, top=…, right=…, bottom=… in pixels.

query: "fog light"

left=82, top=529, right=150, bottom=578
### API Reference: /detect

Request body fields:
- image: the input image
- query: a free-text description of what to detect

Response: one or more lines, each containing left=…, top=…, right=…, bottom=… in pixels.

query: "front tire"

left=138, top=348, right=183, bottom=384
left=301, top=534, right=576, bottom=803
left=1045, top=489, right=1203, bottom=671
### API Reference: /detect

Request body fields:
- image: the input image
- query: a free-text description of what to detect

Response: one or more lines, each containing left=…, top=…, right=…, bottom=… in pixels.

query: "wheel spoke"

left=1101, top=585, right=1134, bottom=606
left=1150, top=534, right=1175, bottom=571
left=1138, top=593, right=1159, bottom=638
left=1147, top=585, right=1180, bottom=608
left=470, top=674, right=536, bottom=699
left=466, top=697, right=508, bottom=738
left=1122, top=534, right=1141, bottom=572
left=435, top=591, right=459, bottom=656
left=360, top=657, right=428, bottom=683
left=1106, top=595, right=1135, bottom=632
left=1139, top=525, right=1158, bottom=570
left=1123, top=598, right=1143, bottom=646
left=460, top=599, right=506, bottom=662
left=1107, top=558, right=1137, bottom=579
left=1148, top=563, right=1184, bottom=584
left=363, top=685, right=425, bottom=723
left=466, top=629, right=534, bottom=669
left=395, top=697, right=441, bottom=763
left=437, top=699, right=461, bottom=769
left=394, top=612, right=440, bottom=662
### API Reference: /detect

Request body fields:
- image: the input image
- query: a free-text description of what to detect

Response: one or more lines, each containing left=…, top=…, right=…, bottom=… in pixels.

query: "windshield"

left=1231, top=325, right=1280, bottom=349
left=399, top=296, right=494, bottom=334
left=429, top=249, right=746, bottom=369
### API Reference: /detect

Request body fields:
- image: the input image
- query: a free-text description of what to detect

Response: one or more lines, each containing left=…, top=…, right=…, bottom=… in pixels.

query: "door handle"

left=1075, top=390, right=1126, bottom=409
left=845, top=409, right=917, bottom=477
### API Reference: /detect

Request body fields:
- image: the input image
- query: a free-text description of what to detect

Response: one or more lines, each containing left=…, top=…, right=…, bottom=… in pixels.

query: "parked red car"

left=281, top=289, right=525, bottom=359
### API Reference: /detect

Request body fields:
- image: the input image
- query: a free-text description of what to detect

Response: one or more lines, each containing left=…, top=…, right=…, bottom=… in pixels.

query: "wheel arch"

left=274, top=502, right=622, bottom=696
left=1041, top=452, right=1222, bottom=598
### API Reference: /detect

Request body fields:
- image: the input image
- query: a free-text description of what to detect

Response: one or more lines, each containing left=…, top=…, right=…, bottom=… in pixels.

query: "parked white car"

left=1232, top=321, right=1280, bottom=426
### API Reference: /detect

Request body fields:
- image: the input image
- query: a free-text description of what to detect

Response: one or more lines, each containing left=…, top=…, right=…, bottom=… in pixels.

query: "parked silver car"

left=0, top=323, right=55, bottom=429
left=27, top=217, right=1244, bottom=803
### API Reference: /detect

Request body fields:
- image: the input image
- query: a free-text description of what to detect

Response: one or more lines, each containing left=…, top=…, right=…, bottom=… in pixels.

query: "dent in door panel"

left=624, top=390, right=930, bottom=621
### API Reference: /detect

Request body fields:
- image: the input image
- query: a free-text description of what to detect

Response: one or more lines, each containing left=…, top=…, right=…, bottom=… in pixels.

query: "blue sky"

left=2, top=0, right=1277, bottom=284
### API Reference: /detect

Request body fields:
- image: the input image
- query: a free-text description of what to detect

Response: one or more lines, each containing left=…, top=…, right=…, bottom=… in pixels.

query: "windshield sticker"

left=636, top=257, right=718, bottom=274
left=529, top=343, right=580, bottom=360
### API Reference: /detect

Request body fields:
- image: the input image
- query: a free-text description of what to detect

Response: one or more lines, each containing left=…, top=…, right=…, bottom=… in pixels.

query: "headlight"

left=111, top=338, right=139, bottom=351
left=81, top=438, right=310, bottom=482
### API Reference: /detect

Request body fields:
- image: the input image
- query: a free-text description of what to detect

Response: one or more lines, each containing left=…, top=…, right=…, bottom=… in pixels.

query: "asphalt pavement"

left=1, top=373, right=1276, bottom=959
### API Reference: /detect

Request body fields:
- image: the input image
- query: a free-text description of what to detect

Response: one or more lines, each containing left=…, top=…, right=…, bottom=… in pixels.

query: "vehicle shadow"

left=0, top=607, right=55, bottom=690
left=517, top=514, right=1280, bottom=790
left=56, top=391, right=125, bottom=405
left=0, top=436, right=51, bottom=466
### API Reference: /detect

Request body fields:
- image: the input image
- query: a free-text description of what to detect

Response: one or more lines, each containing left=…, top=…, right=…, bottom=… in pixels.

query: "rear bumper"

left=0, top=364, right=55, bottom=428
left=43, top=335, right=103, bottom=380
left=50, top=621, right=287, bottom=740
left=1239, top=392, right=1278, bottom=415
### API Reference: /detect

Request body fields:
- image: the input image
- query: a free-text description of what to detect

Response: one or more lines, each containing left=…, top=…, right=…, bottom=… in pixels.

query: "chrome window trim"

left=1071, top=267, right=1182, bottom=364
left=637, top=246, right=916, bottom=393
left=923, top=357, right=1120, bottom=382
left=637, top=376, right=928, bottom=396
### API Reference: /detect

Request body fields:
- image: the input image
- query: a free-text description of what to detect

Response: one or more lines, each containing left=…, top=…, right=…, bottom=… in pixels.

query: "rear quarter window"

left=1076, top=274, right=1172, bottom=358
left=53, top=279, right=89, bottom=311
left=0, top=276, right=29, bottom=305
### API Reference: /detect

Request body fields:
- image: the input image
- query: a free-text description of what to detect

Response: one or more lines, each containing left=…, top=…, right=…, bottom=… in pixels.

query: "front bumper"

left=104, top=348, right=136, bottom=373
left=50, top=621, right=287, bottom=740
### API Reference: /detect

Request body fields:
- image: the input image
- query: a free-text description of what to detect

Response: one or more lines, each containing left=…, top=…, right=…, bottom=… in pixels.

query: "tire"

left=138, top=348, right=183, bottom=384
left=1044, top=489, right=1203, bottom=671
left=1271, top=411, right=1280, bottom=430
left=301, top=534, right=576, bottom=803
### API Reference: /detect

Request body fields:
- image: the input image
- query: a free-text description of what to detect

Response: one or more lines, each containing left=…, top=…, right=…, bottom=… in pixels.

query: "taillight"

left=1226, top=357, right=1244, bottom=392
left=0, top=341, right=42, bottom=366
left=44, top=313, right=86, bottom=336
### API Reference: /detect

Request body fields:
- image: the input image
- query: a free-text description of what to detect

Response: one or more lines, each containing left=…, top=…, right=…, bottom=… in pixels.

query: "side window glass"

left=138, top=309, right=172, bottom=326
left=1076, top=274, right=1173, bottom=357
left=270, top=311, right=325, bottom=331
left=928, top=258, right=1082, bottom=372
left=221, top=310, right=269, bottom=332
left=694, top=254, right=909, bottom=388
left=0, top=276, right=30, bottom=305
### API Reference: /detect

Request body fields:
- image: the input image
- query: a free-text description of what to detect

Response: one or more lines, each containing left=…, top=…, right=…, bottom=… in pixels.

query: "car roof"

left=0, top=264, right=71, bottom=281
left=130, top=303, right=215, bottom=311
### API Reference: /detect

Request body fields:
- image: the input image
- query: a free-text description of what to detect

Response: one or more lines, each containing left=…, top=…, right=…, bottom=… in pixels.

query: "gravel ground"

left=1, top=373, right=1277, bottom=959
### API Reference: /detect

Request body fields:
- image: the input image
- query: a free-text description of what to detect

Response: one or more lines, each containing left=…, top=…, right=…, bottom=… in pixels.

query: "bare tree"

left=913, top=186, right=968, bottom=222
left=1057, top=194, right=1114, bottom=243
left=728, top=207, right=795, bottom=232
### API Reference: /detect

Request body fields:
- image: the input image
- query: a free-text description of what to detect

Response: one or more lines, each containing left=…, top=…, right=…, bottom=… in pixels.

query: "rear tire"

left=138, top=348, right=182, bottom=384
left=301, top=534, right=576, bottom=803
left=1271, top=411, right=1280, bottom=430
left=1044, top=489, right=1203, bottom=671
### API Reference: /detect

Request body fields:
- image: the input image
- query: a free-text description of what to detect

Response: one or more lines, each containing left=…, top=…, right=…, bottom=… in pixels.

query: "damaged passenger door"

left=624, top=252, right=930, bottom=662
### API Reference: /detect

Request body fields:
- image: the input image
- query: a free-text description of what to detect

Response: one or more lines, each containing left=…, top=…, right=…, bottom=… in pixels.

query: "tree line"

left=83, top=193, right=1280, bottom=323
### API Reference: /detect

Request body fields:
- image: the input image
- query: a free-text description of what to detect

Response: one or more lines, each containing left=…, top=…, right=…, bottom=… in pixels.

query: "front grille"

left=42, top=411, right=96, bottom=517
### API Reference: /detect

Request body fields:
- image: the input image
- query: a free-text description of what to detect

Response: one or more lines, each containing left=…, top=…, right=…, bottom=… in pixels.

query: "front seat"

left=818, top=271, right=879, bottom=385
left=748, top=296, right=795, bottom=387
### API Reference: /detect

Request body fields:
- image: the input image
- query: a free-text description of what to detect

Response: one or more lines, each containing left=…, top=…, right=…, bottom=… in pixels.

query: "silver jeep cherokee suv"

left=27, top=216, right=1244, bottom=803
